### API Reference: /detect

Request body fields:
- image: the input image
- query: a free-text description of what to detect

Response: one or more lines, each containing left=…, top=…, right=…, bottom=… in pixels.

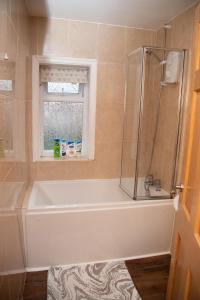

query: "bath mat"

left=47, top=261, right=141, bottom=300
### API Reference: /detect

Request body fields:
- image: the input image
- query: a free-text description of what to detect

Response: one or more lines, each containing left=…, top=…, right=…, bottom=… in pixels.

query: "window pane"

left=43, top=102, right=83, bottom=150
left=47, top=82, right=79, bottom=94
left=0, top=80, right=13, bottom=91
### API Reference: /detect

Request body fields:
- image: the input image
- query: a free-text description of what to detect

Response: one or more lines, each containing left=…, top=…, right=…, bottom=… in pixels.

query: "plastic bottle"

left=54, top=138, right=61, bottom=159
left=61, top=139, right=66, bottom=158
left=75, top=140, right=82, bottom=153
left=67, top=141, right=76, bottom=157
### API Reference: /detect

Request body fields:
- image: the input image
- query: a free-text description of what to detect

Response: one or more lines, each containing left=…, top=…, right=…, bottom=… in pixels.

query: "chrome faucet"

left=144, top=175, right=161, bottom=194
left=144, top=175, right=154, bottom=192
left=153, top=179, right=161, bottom=191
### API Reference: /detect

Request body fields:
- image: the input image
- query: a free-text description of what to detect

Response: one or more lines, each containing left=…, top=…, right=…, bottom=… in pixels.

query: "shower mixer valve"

left=144, top=175, right=161, bottom=192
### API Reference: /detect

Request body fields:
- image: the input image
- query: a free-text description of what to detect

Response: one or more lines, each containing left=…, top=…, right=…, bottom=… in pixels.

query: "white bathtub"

left=23, top=179, right=175, bottom=270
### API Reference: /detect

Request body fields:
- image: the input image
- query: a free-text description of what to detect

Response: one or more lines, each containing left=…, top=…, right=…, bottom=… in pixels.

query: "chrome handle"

left=175, top=183, right=184, bottom=192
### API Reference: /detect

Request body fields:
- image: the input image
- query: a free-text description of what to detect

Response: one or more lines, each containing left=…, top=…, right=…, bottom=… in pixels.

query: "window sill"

left=37, top=156, right=94, bottom=162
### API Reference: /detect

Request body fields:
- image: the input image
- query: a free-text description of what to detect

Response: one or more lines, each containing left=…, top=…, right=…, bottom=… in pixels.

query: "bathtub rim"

left=23, top=179, right=174, bottom=213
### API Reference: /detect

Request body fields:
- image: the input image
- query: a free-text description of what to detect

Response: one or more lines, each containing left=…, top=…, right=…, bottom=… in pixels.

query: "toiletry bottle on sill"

left=61, top=139, right=66, bottom=158
left=54, top=138, right=61, bottom=159
left=67, top=141, right=76, bottom=157
left=75, top=140, right=82, bottom=154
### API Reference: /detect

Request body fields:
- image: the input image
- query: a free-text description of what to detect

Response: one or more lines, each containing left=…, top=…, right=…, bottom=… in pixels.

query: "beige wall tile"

left=0, top=13, right=7, bottom=55
left=10, top=0, right=27, bottom=30
left=30, top=17, right=38, bottom=55
left=36, top=17, right=69, bottom=56
left=15, top=56, right=26, bottom=100
left=166, top=6, right=196, bottom=49
left=94, top=141, right=122, bottom=177
left=154, top=28, right=165, bottom=47
left=68, top=20, right=98, bottom=58
left=95, top=103, right=124, bottom=143
left=0, top=14, right=18, bottom=60
left=97, top=24, right=126, bottom=63
left=96, top=63, right=125, bottom=105
left=126, top=27, right=156, bottom=54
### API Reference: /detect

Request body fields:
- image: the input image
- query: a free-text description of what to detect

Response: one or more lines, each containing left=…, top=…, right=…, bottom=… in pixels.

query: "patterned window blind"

left=40, top=65, right=88, bottom=84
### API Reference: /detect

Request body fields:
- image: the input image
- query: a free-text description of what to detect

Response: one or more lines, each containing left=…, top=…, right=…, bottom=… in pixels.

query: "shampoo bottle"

left=54, top=138, right=61, bottom=159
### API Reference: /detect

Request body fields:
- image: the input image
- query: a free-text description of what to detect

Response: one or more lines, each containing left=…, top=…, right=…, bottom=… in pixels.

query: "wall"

left=165, top=6, right=197, bottom=185
left=150, top=6, right=196, bottom=191
left=0, top=0, right=30, bottom=298
left=29, top=17, right=157, bottom=180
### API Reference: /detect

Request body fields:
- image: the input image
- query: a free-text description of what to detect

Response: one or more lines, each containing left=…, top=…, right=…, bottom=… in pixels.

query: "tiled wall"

left=165, top=6, right=196, bottom=184
left=29, top=17, right=156, bottom=180
left=150, top=6, right=196, bottom=191
left=0, top=1, right=197, bottom=298
left=0, top=0, right=30, bottom=298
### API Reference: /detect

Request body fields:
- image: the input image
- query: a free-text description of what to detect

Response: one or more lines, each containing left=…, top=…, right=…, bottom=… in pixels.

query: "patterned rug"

left=47, top=261, right=141, bottom=300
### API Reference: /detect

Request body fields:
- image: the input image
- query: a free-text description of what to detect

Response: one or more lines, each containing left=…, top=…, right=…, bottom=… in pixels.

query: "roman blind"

left=40, top=65, right=88, bottom=84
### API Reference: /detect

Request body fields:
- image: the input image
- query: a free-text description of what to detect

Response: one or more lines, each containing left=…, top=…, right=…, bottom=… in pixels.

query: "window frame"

left=32, top=56, right=97, bottom=161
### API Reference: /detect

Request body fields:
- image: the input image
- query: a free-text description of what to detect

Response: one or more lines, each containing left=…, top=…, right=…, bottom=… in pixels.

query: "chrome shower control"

left=175, top=184, right=184, bottom=192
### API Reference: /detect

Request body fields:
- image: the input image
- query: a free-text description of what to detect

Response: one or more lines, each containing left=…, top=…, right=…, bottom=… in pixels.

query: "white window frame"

left=32, top=56, right=97, bottom=161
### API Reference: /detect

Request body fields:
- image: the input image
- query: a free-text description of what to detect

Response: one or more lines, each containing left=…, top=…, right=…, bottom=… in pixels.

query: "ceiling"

left=25, top=0, right=197, bottom=29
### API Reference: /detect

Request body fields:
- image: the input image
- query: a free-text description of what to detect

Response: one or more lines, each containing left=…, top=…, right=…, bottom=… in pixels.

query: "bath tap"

left=144, top=175, right=161, bottom=193
left=153, top=179, right=161, bottom=191
left=144, top=175, right=154, bottom=192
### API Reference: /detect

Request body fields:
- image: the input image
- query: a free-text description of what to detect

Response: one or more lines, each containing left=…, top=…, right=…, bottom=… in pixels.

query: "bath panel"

left=23, top=179, right=175, bottom=269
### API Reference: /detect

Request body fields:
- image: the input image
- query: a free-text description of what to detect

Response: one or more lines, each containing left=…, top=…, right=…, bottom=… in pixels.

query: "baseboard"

left=0, top=269, right=26, bottom=276
left=25, top=250, right=171, bottom=272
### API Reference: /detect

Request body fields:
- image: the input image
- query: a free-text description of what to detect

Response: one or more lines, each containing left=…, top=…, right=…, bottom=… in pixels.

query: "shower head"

left=145, top=49, right=166, bottom=65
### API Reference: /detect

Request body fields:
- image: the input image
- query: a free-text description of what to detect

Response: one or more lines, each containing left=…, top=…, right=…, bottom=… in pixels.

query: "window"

left=47, top=82, right=79, bottom=94
left=32, top=57, right=97, bottom=161
left=40, top=70, right=87, bottom=154
left=0, top=80, right=13, bottom=92
left=0, top=61, right=15, bottom=94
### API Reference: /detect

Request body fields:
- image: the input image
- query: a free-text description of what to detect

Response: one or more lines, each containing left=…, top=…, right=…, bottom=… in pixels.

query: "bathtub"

left=23, top=179, right=175, bottom=270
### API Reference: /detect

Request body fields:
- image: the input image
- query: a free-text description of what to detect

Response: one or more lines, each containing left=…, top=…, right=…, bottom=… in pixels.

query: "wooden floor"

left=23, top=254, right=170, bottom=300
left=125, top=255, right=170, bottom=299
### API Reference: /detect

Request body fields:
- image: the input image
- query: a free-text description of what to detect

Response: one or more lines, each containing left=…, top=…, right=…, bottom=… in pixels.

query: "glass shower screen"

left=120, top=47, right=185, bottom=200
left=120, top=48, right=143, bottom=198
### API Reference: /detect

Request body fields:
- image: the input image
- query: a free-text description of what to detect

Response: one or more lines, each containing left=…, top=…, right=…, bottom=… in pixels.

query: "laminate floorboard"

left=23, top=254, right=171, bottom=300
